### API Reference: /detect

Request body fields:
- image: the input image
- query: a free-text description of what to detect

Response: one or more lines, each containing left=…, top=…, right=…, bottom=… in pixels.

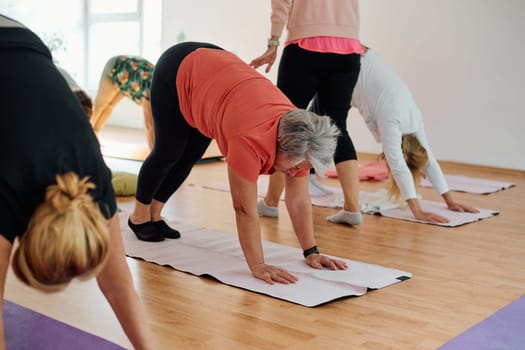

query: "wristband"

left=267, top=38, right=280, bottom=47
left=303, top=245, right=319, bottom=258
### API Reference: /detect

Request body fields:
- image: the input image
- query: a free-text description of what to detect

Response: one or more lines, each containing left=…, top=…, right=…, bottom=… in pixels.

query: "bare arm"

left=284, top=176, right=347, bottom=270
left=96, top=214, right=155, bottom=350
left=283, top=175, right=315, bottom=248
left=0, top=236, right=13, bottom=350
left=227, top=166, right=297, bottom=284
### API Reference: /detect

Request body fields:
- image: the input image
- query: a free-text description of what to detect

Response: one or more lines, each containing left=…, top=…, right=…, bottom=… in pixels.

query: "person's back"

left=177, top=48, right=293, bottom=155
left=273, top=0, right=359, bottom=42
left=351, top=48, right=424, bottom=142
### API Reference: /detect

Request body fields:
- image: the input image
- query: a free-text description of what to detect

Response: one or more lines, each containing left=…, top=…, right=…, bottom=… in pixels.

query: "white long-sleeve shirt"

left=352, top=48, right=448, bottom=200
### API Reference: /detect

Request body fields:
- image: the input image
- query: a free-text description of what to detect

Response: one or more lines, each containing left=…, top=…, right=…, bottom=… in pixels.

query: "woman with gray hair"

left=128, top=41, right=347, bottom=284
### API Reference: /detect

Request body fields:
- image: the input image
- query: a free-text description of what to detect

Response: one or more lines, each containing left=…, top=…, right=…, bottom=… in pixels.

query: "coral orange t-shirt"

left=176, top=49, right=296, bottom=183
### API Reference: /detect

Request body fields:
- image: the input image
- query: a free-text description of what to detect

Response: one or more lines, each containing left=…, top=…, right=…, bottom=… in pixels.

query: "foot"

left=257, top=199, right=279, bottom=217
left=326, top=210, right=363, bottom=226
left=308, top=174, right=334, bottom=197
left=128, top=218, right=164, bottom=242
left=154, top=220, right=181, bottom=239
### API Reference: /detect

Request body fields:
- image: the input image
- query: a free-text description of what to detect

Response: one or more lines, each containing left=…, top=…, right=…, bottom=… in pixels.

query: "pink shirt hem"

left=286, top=36, right=363, bottom=55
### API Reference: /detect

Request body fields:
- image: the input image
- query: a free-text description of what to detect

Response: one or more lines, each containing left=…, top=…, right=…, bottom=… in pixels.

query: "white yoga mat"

left=118, top=208, right=411, bottom=307
left=420, top=175, right=515, bottom=194
left=203, top=179, right=498, bottom=227
left=374, top=200, right=499, bottom=227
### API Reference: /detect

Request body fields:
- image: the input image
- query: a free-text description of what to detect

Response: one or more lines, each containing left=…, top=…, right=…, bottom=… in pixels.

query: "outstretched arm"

left=227, top=166, right=297, bottom=284
left=96, top=214, right=155, bottom=350
left=381, top=122, right=455, bottom=223
left=0, top=236, right=13, bottom=350
left=417, top=132, right=479, bottom=217
left=284, top=175, right=347, bottom=270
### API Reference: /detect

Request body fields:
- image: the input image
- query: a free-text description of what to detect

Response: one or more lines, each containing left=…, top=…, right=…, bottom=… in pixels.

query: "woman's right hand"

left=251, top=263, right=298, bottom=285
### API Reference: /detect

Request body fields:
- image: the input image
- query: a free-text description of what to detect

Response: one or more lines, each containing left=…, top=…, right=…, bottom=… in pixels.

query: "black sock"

left=154, top=220, right=181, bottom=239
left=128, top=219, right=165, bottom=242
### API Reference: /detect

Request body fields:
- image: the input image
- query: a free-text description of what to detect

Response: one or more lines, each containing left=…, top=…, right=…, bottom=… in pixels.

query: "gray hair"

left=277, top=109, right=340, bottom=176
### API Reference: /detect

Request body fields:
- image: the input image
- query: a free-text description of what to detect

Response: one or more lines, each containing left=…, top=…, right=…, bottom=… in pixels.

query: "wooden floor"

left=5, top=127, right=525, bottom=349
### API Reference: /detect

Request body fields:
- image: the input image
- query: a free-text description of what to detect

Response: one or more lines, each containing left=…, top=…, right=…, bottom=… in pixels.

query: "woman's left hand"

left=305, top=254, right=348, bottom=270
left=443, top=192, right=480, bottom=214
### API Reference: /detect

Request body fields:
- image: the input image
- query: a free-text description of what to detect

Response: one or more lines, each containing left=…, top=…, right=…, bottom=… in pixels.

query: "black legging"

left=136, top=42, right=222, bottom=204
left=277, top=43, right=360, bottom=164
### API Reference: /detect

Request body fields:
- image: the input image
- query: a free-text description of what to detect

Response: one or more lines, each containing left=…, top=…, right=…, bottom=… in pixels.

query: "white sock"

left=257, top=199, right=279, bottom=217
left=308, top=174, right=334, bottom=196
left=326, top=210, right=363, bottom=226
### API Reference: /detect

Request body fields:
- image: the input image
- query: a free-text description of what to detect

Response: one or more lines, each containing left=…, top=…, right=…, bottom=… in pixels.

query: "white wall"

left=1, top=0, right=85, bottom=82
left=161, top=1, right=273, bottom=77
left=160, top=0, right=524, bottom=170
left=358, top=1, right=525, bottom=170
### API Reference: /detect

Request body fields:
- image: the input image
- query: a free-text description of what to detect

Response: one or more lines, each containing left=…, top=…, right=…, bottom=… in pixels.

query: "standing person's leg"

left=141, top=98, right=154, bottom=150
left=317, top=54, right=362, bottom=225
left=259, top=172, right=284, bottom=216
left=91, top=57, right=123, bottom=134
left=259, top=44, right=319, bottom=216
left=306, top=95, right=336, bottom=196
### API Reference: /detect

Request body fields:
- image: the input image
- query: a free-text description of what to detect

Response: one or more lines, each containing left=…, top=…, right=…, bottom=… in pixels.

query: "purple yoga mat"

left=3, top=300, right=125, bottom=350
left=438, top=295, right=525, bottom=350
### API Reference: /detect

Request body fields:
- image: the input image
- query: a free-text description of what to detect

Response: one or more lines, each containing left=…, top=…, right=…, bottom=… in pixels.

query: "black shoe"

left=154, top=220, right=181, bottom=239
left=128, top=219, right=165, bottom=242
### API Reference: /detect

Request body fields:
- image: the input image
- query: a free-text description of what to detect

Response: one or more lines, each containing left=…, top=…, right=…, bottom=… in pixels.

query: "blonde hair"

left=386, top=135, right=428, bottom=203
left=12, top=172, right=110, bottom=293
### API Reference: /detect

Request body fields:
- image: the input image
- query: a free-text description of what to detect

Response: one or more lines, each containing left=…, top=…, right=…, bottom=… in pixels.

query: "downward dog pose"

left=0, top=15, right=154, bottom=349
left=92, top=55, right=155, bottom=149
left=312, top=45, right=479, bottom=223
left=128, top=41, right=347, bottom=285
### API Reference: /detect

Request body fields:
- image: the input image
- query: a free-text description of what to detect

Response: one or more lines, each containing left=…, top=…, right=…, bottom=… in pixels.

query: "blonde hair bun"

left=12, top=172, right=110, bottom=292
left=47, top=172, right=96, bottom=213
